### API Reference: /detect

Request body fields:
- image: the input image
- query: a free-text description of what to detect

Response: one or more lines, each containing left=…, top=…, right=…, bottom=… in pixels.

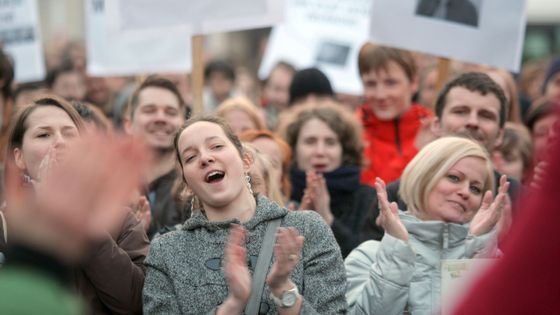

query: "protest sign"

left=0, top=0, right=45, bottom=82
left=109, top=0, right=284, bottom=35
left=369, top=0, right=527, bottom=72
left=259, top=0, right=372, bottom=95
left=85, top=0, right=192, bottom=77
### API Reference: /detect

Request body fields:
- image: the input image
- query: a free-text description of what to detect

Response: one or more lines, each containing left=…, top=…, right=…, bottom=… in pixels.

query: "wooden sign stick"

left=435, top=57, right=451, bottom=93
left=191, top=35, right=204, bottom=114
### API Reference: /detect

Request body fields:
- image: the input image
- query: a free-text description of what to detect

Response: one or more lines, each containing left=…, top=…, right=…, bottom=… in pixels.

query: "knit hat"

left=289, top=67, right=334, bottom=105
left=542, top=57, right=560, bottom=93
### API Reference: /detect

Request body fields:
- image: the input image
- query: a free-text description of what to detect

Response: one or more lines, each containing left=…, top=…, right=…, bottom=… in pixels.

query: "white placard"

left=259, top=0, right=372, bottom=95
left=109, top=0, right=284, bottom=35
left=0, top=0, right=45, bottom=82
left=441, top=259, right=494, bottom=315
left=369, top=0, right=527, bottom=72
left=85, top=0, right=192, bottom=76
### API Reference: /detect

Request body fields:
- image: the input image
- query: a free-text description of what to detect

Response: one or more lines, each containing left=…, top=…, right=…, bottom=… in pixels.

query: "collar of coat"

left=182, top=195, right=288, bottom=232
left=400, top=212, right=472, bottom=248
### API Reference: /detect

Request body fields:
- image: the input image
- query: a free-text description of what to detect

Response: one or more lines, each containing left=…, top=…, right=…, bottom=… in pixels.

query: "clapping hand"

left=266, top=227, right=304, bottom=297
left=469, top=175, right=510, bottom=236
left=298, top=171, right=333, bottom=225
left=221, top=224, right=251, bottom=313
left=374, top=177, right=408, bottom=241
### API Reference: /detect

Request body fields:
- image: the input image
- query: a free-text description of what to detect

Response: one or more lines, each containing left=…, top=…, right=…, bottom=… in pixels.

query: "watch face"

left=282, top=291, right=297, bottom=307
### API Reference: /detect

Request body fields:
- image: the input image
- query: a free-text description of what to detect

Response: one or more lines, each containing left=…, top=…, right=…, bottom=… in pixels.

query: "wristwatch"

left=270, top=285, right=300, bottom=308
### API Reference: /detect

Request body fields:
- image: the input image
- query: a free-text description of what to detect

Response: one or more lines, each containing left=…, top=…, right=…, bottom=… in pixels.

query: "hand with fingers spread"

left=374, top=177, right=408, bottom=241
left=266, top=227, right=305, bottom=296
left=4, top=133, right=150, bottom=263
left=470, top=175, right=510, bottom=236
left=219, top=224, right=251, bottom=314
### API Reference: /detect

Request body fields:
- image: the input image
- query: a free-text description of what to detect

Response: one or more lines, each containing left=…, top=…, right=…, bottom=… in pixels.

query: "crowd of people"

left=0, top=33, right=558, bottom=314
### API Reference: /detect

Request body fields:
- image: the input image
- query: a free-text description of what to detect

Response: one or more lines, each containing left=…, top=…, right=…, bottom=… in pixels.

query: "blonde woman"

left=345, top=137, right=509, bottom=315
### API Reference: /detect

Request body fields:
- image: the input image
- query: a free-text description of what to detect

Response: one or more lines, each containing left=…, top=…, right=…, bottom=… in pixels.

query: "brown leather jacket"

left=74, top=211, right=149, bottom=315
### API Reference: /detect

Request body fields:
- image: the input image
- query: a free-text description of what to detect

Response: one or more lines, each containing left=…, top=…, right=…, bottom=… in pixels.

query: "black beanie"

left=289, top=67, right=334, bottom=105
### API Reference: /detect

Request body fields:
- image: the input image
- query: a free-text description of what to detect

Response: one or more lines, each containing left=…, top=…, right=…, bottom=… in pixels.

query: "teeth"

left=206, top=171, right=223, bottom=181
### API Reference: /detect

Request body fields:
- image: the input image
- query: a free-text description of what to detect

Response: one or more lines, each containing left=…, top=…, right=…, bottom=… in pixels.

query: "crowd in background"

left=0, top=28, right=558, bottom=314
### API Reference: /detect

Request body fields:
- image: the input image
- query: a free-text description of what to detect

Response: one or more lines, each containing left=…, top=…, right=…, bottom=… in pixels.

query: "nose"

left=457, top=182, right=470, bottom=200
left=314, top=141, right=326, bottom=156
left=198, top=149, right=215, bottom=167
left=465, top=112, right=479, bottom=129
left=53, top=133, right=67, bottom=149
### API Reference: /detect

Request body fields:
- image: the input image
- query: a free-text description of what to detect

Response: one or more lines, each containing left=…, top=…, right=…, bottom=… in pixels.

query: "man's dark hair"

left=435, top=72, right=508, bottom=128
left=128, top=75, right=188, bottom=119
left=204, top=60, right=235, bottom=82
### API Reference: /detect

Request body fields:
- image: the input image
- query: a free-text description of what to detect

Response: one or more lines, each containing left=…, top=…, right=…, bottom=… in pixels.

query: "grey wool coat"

left=143, top=195, right=348, bottom=314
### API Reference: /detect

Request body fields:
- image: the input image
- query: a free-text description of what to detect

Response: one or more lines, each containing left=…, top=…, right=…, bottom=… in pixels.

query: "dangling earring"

left=22, top=173, right=32, bottom=185
left=245, top=173, right=254, bottom=195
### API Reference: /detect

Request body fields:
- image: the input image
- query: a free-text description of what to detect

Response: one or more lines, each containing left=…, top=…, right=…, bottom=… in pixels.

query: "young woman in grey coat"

left=345, top=137, right=510, bottom=315
left=143, top=115, right=347, bottom=314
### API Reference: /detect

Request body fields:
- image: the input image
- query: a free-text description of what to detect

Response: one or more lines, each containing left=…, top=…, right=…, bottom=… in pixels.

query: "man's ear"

left=123, top=116, right=133, bottom=135
left=430, top=116, right=443, bottom=137
left=410, top=75, right=420, bottom=95
left=493, top=128, right=505, bottom=149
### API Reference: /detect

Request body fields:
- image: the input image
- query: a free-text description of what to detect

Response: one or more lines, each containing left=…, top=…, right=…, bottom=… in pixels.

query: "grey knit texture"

left=143, top=195, right=348, bottom=314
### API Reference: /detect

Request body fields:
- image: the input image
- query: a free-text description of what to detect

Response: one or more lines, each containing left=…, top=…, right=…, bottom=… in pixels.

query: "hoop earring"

left=245, top=173, right=254, bottom=195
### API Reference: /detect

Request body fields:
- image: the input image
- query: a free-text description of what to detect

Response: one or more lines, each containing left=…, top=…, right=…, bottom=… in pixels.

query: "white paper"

left=85, top=0, right=192, bottom=77
left=369, top=0, right=527, bottom=72
left=441, top=259, right=494, bottom=315
left=110, top=0, right=284, bottom=35
left=259, top=0, right=372, bottom=95
left=0, top=0, right=45, bottom=82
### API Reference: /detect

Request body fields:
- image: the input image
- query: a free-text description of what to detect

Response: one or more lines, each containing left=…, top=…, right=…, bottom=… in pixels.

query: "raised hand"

left=374, top=177, right=408, bottom=241
left=266, top=227, right=304, bottom=294
left=131, top=194, right=152, bottom=233
left=4, top=132, right=150, bottom=262
left=222, top=224, right=251, bottom=313
left=299, top=171, right=333, bottom=225
left=470, top=175, right=510, bottom=236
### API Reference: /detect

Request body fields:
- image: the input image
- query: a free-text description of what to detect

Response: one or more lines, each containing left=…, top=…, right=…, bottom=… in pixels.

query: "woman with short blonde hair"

left=346, top=136, right=507, bottom=315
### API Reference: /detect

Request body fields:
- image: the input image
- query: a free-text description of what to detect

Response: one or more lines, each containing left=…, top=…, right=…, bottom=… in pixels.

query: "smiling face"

left=434, top=86, right=504, bottom=152
left=177, top=121, right=249, bottom=209
left=128, top=86, right=184, bottom=151
left=295, top=118, right=342, bottom=173
left=361, top=61, right=418, bottom=121
left=14, top=106, right=80, bottom=179
left=425, top=156, right=487, bottom=224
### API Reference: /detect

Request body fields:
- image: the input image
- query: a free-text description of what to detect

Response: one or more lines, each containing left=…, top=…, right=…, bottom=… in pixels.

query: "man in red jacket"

left=357, top=43, right=432, bottom=186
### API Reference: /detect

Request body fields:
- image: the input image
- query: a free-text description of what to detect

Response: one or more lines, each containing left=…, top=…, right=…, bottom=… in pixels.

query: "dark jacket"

left=146, top=169, right=186, bottom=238
left=73, top=211, right=149, bottom=315
left=290, top=167, right=379, bottom=258
left=360, top=171, right=521, bottom=242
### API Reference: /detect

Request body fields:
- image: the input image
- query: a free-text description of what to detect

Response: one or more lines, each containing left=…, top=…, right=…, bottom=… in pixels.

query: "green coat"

left=0, top=266, right=84, bottom=315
